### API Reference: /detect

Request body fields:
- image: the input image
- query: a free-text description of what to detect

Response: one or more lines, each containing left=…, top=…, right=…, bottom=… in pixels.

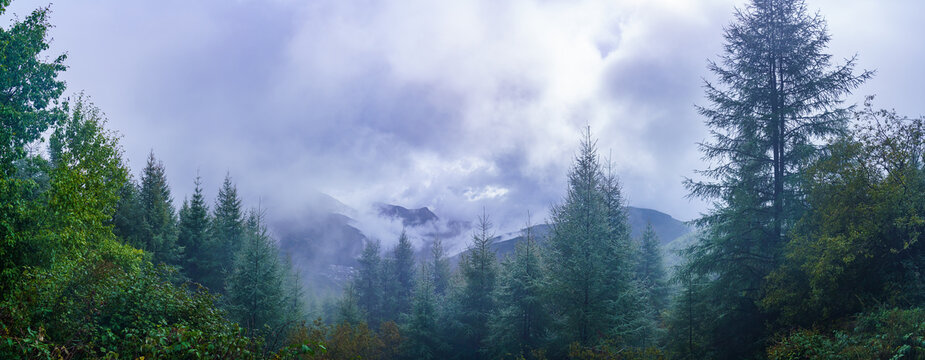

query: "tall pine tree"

left=430, top=235, right=451, bottom=297
left=383, top=230, right=415, bottom=319
left=354, top=239, right=383, bottom=327
left=225, top=209, right=286, bottom=337
left=545, top=128, right=639, bottom=349
left=680, top=0, right=870, bottom=357
left=204, top=173, right=244, bottom=293
left=488, top=214, right=549, bottom=358
left=454, top=211, right=498, bottom=359
left=400, top=263, right=447, bottom=360
left=634, top=222, right=668, bottom=348
left=177, top=175, right=210, bottom=284
left=138, top=151, right=179, bottom=265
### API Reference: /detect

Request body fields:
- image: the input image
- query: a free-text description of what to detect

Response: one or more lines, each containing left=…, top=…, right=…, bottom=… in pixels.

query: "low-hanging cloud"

left=5, top=0, right=924, bottom=242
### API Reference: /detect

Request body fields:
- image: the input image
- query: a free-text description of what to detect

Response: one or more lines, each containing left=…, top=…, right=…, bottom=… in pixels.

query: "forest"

left=1, top=0, right=924, bottom=359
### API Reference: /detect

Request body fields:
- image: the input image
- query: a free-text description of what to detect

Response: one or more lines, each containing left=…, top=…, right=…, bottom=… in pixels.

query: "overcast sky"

left=5, top=0, right=925, bottom=233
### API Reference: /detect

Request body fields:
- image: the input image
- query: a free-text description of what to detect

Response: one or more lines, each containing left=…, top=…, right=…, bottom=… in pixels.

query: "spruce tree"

left=545, top=128, right=638, bottom=348
left=112, top=177, right=148, bottom=250
left=455, top=211, right=498, bottom=358
left=225, top=209, right=285, bottom=336
left=354, top=239, right=384, bottom=327
left=635, top=222, right=668, bottom=347
left=383, top=230, right=415, bottom=319
left=138, top=151, right=179, bottom=265
left=680, top=0, right=871, bottom=356
left=205, top=173, right=244, bottom=293
left=401, top=263, right=447, bottom=360
left=488, top=215, right=549, bottom=358
left=177, top=175, right=211, bottom=285
left=430, top=236, right=451, bottom=297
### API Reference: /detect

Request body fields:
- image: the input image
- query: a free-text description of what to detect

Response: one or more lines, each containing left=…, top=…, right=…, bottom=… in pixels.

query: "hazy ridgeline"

left=2, top=0, right=925, bottom=359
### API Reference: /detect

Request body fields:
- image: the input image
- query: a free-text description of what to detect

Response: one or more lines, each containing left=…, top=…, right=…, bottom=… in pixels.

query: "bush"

left=768, top=308, right=925, bottom=360
left=0, top=255, right=259, bottom=359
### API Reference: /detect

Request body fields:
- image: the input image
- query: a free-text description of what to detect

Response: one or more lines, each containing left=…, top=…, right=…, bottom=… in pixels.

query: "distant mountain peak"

left=376, top=203, right=439, bottom=227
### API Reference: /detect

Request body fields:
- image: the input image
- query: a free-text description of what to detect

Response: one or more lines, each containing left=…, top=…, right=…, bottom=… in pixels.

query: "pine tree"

left=204, top=173, right=244, bottom=293
left=455, top=211, right=498, bottom=358
left=177, top=175, right=211, bottom=284
left=635, top=222, right=668, bottom=347
left=488, top=214, right=549, bottom=358
left=225, top=209, right=285, bottom=337
left=383, top=230, right=415, bottom=319
left=354, top=239, right=383, bottom=327
left=336, top=285, right=364, bottom=326
left=401, top=263, right=447, bottom=360
left=430, top=236, right=451, bottom=297
left=138, top=151, right=179, bottom=265
left=680, top=0, right=871, bottom=356
left=112, top=177, right=148, bottom=250
left=545, top=128, right=638, bottom=348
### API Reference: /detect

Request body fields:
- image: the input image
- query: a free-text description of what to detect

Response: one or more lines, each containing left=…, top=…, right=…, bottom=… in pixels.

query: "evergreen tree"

left=138, top=151, right=179, bottom=265
left=336, top=285, right=364, bottom=326
left=401, top=263, right=447, bottom=360
left=281, top=254, right=306, bottom=322
left=204, top=173, right=244, bottom=293
left=455, top=211, right=498, bottom=358
left=488, top=215, right=549, bottom=358
left=430, top=236, right=451, bottom=297
left=634, top=222, right=668, bottom=347
left=177, top=175, right=211, bottom=285
left=664, top=266, right=713, bottom=359
left=225, top=209, right=285, bottom=337
left=112, top=177, right=148, bottom=250
left=354, top=239, right=384, bottom=327
left=383, top=230, right=415, bottom=319
left=545, top=128, right=638, bottom=348
left=680, top=0, right=870, bottom=356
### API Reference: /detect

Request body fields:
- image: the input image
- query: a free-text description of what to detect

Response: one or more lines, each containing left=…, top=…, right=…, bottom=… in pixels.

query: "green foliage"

left=634, top=223, right=668, bottom=347
left=489, top=217, right=550, bottom=359
left=663, top=267, right=714, bottom=360
left=0, top=254, right=260, bottom=359
left=567, top=341, right=666, bottom=360
left=226, top=210, right=291, bottom=342
left=767, top=308, right=925, bottom=360
left=354, top=239, right=383, bottom=326
left=383, top=230, right=416, bottom=319
left=0, top=1, right=66, bottom=289
left=430, top=236, right=451, bottom=297
left=679, top=0, right=871, bottom=357
left=206, top=173, right=246, bottom=293
left=546, top=128, right=640, bottom=349
left=400, top=263, right=447, bottom=360
left=0, top=3, right=67, bottom=175
left=287, top=318, right=400, bottom=360
left=453, top=211, right=499, bottom=358
left=41, top=96, right=133, bottom=268
left=763, top=101, right=925, bottom=328
left=178, top=175, right=213, bottom=284
left=138, top=151, right=180, bottom=265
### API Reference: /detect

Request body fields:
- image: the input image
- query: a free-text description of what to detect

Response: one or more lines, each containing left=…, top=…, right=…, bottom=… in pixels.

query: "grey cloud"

left=5, top=0, right=925, bottom=243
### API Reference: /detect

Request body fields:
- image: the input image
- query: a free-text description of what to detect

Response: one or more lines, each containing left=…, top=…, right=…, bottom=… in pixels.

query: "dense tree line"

left=3, top=0, right=925, bottom=358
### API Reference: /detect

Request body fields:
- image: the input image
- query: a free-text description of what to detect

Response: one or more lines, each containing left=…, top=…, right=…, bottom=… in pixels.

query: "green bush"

left=0, top=255, right=259, bottom=359
left=768, top=308, right=925, bottom=360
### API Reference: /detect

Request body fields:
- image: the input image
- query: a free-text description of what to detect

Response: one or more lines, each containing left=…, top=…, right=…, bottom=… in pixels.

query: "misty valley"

left=2, top=0, right=925, bottom=359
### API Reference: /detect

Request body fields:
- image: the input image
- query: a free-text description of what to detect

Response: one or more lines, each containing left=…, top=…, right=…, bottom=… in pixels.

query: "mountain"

left=449, top=206, right=690, bottom=266
left=272, top=196, right=690, bottom=293
left=377, top=204, right=439, bottom=227
left=271, top=194, right=368, bottom=296
left=626, top=206, right=691, bottom=246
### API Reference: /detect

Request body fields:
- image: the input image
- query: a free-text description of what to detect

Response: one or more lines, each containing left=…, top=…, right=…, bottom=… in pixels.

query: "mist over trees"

left=2, top=0, right=924, bottom=359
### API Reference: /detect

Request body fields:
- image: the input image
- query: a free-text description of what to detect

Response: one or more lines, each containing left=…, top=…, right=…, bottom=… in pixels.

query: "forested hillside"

left=2, top=0, right=924, bottom=359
